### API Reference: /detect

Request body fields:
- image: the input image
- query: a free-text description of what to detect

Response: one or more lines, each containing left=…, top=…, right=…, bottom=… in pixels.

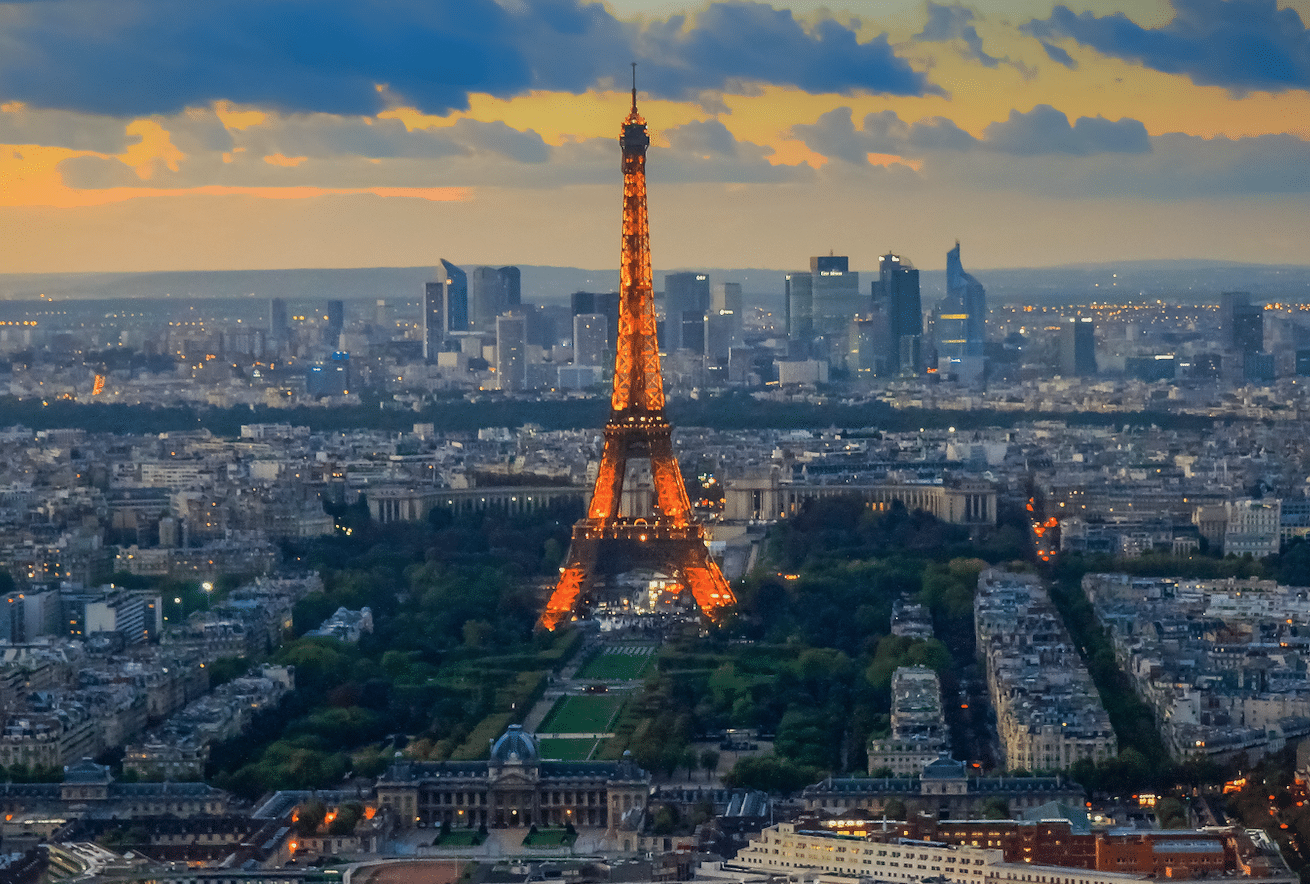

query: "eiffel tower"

left=539, top=70, right=737, bottom=630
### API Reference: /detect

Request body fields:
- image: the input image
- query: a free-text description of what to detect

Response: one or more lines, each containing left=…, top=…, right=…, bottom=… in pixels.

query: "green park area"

left=522, top=828, right=577, bottom=847
left=538, top=695, right=624, bottom=734
left=578, top=645, right=656, bottom=681
left=537, top=738, right=598, bottom=761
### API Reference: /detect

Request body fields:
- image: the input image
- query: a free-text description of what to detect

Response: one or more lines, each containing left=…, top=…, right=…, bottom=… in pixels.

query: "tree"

left=700, top=749, right=720, bottom=781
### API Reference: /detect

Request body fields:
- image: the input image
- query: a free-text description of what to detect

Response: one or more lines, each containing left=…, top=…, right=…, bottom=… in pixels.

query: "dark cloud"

left=0, top=105, right=129, bottom=152
left=796, top=104, right=1150, bottom=164
left=1023, top=0, right=1310, bottom=92
left=665, top=119, right=743, bottom=157
left=0, top=0, right=936, bottom=118
left=914, top=2, right=1005, bottom=68
left=1037, top=40, right=1078, bottom=69
left=791, top=107, right=874, bottom=164
left=983, top=105, right=1151, bottom=156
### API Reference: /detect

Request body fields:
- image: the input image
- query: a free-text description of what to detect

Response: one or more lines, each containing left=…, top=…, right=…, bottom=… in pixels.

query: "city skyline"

left=0, top=0, right=1307, bottom=275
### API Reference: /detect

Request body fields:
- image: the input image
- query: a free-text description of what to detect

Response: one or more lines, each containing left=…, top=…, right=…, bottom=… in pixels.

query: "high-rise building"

left=307, top=351, right=351, bottom=397
left=1059, top=317, right=1097, bottom=376
left=423, top=281, right=444, bottom=362
left=706, top=282, right=743, bottom=362
left=810, top=255, right=861, bottom=336
left=269, top=298, right=288, bottom=344
left=573, top=313, right=608, bottom=366
left=947, top=242, right=986, bottom=357
left=325, top=300, right=344, bottom=344
left=848, top=314, right=892, bottom=375
left=935, top=243, right=987, bottom=381
left=571, top=291, right=621, bottom=350
left=441, top=259, right=468, bottom=334
left=785, top=272, right=813, bottom=340
left=872, top=253, right=921, bottom=373
left=496, top=313, right=527, bottom=392
left=470, top=266, right=522, bottom=331
left=663, top=272, right=710, bottom=351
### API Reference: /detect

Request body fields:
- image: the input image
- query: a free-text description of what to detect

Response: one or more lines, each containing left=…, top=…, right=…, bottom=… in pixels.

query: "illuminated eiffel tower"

left=539, top=70, right=737, bottom=630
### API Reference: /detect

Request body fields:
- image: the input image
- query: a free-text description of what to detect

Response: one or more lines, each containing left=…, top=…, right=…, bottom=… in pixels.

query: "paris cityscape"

left=1, top=1, right=1310, bottom=884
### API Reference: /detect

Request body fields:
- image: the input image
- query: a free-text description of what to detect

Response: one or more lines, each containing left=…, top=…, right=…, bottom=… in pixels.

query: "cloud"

left=0, top=0, right=937, bottom=118
left=56, top=109, right=808, bottom=192
left=1023, top=0, right=1310, bottom=93
left=914, top=2, right=1005, bottom=68
left=982, top=105, right=1151, bottom=156
left=795, top=105, right=1148, bottom=162
left=1037, top=40, right=1078, bottom=69
left=0, top=104, right=130, bottom=152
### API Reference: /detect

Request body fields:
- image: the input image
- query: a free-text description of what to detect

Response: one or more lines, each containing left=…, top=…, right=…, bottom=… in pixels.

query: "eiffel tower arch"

left=539, top=74, right=736, bottom=631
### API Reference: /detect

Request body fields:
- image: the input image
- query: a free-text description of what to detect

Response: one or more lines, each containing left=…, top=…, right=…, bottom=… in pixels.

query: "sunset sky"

left=0, top=0, right=1307, bottom=275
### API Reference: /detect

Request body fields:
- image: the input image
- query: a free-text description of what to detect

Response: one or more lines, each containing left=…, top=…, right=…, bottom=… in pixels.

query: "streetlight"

left=202, top=582, right=213, bottom=609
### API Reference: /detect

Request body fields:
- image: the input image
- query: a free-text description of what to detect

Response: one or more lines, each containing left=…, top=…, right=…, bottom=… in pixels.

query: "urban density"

left=0, top=2, right=1309, bottom=884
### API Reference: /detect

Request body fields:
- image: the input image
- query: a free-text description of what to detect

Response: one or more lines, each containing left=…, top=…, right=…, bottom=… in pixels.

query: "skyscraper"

left=872, top=253, right=921, bottom=373
left=935, top=243, right=987, bottom=382
left=496, top=313, right=527, bottom=392
left=470, top=265, right=522, bottom=331
left=785, top=272, right=813, bottom=340
left=423, top=281, right=444, bottom=362
left=663, top=272, right=710, bottom=351
left=1060, top=317, right=1097, bottom=377
left=573, top=313, right=608, bottom=366
left=809, top=255, right=861, bottom=336
left=947, top=242, right=987, bottom=357
left=441, top=259, right=468, bottom=334
left=571, top=291, right=621, bottom=351
left=324, top=299, right=344, bottom=346
left=269, top=298, right=288, bottom=344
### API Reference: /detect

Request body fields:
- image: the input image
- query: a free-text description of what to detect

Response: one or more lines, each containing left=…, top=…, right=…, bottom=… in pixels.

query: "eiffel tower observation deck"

left=539, top=70, right=737, bottom=631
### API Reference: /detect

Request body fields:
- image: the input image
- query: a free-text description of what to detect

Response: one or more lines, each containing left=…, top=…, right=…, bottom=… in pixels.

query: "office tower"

left=947, top=242, right=987, bottom=356
left=375, top=299, right=388, bottom=328
left=573, top=313, right=608, bottom=366
left=571, top=291, right=621, bottom=350
left=872, top=253, right=921, bottom=373
left=706, top=282, right=743, bottom=362
left=499, top=266, right=521, bottom=308
left=269, top=298, right=288, bottom=343
left=1233, top=304, right=1264, bottom=355
left=495, top=312, right=527, bottom=392
left=1220, top=291, right=1251, bottom=350
left=527, top=303, right=569, bottom=348
left=663, top=271, right=710, bottom=351
left=441, top=259, right=468, bottom=334
left=307, top=351, right=350, bottom=397
left=423, top=281, right=444, bottom=361
left=785, top=272, right=813, bottom=340
left=325, top=300, right=344, bottom=341
left=848, top=314, right=892, bottom=375
left=810, top=255, right=861, bottom=336
left=711, top=282, right=743, bottom=316
left=470, top=265, right=521, bottom=331
left=1059, top=317, right=1097, bottom=376
left=540, top=82, right=735, bottom=630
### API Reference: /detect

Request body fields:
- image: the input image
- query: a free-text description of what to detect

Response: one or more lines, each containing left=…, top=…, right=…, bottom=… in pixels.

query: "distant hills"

left=1, top=260, right=1308, bottom=308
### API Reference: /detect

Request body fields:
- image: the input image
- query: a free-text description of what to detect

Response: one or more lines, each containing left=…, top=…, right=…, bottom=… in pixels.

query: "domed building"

left=376, top=725, right=650, bottom=834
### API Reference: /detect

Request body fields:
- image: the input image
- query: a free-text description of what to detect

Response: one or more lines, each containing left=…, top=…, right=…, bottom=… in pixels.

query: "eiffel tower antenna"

left=539, top=76, right=736, bottom=631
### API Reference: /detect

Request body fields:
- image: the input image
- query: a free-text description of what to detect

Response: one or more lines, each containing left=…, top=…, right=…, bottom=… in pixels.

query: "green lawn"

left=433, top=829, right=486, bottom=846
left=539, top=695, right=623, bottom=733
left=578, top=645, right=656, bottom=681
left=522, top=828, right=577, bottom=847
left=537, top=738, right=598, bottom=761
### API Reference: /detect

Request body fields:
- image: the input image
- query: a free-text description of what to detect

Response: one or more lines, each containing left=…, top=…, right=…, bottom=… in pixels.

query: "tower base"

left=540, top=519, right=733, bottom=630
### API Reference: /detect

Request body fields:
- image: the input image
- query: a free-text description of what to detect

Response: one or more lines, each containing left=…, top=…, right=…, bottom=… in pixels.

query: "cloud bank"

left=0, top=0, right=937, bottom=117
left=1023, top=0, right=1310, bottom=93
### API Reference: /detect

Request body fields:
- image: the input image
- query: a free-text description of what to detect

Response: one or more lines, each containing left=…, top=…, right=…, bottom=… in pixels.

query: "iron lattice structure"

left=539, top=87, right=737, bottom=630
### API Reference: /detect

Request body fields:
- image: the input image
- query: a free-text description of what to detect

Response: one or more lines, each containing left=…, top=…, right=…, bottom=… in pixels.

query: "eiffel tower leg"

left=540, top=532, right=599, bottom=631
left=683, top=559, right=736, bottom=621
